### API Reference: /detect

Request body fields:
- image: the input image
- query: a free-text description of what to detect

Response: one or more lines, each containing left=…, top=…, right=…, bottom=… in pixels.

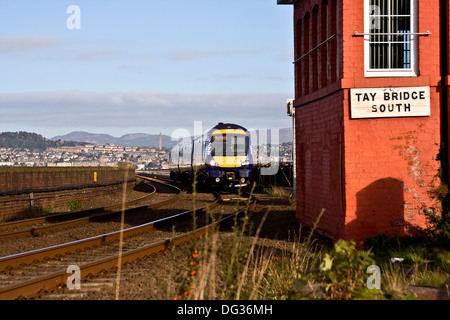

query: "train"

left=169, top=123, right=253, bottom=187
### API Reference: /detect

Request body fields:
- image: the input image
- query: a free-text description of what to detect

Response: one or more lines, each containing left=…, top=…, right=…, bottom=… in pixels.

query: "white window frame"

left=364, top=0, right=418, bottom=77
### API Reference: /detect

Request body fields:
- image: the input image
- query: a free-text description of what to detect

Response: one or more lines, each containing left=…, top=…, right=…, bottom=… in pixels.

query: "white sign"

left=350, top=86, right=430, bottom=119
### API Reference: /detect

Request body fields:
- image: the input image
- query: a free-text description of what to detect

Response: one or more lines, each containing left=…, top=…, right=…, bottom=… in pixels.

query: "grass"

left=68, top=198, right=84, bottom=211
left=170, top=183, right=326, bottom=300
left=263, top=185, right=296, bottom=206
left=169, top=218, right=449, bottom=299
left=363, top=226, right=450, bottom=290
left=263, top=185, right=293, bottom=198
left=169, top=221, right=326, bottom=300
left=149, top=178, right=450, bottom=300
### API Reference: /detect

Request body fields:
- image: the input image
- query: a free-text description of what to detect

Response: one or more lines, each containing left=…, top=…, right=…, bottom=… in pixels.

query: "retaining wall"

left=0, top=165, right=135, bottom=221
left=0, top=165, right=135, bottom=195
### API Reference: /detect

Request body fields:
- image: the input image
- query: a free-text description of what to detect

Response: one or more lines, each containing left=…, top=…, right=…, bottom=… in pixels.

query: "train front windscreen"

left=211, top=133, right=249, bottom=157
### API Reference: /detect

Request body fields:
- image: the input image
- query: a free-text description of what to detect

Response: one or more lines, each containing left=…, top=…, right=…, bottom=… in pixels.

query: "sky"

left=0, top=0, right=294, bottom=139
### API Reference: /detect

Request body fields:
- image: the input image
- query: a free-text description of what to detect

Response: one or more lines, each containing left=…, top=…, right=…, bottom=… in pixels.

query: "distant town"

left=0, top=139, right=293, bottom=170
left=0, top=143, right=170, bottom=170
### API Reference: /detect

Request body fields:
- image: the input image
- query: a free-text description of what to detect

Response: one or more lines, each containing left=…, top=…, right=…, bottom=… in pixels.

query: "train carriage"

left=169, top=123, right=253, bottom=187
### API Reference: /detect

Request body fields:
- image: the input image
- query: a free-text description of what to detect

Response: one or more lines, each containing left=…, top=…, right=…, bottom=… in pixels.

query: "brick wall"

left=0, top=183, right=134, bottom=221
left=293, top=0, right=341, bottom=101
left=339, top=0, right=443, bottom=245
left=341, top=0, right=442, bottom=88
left=0, top=165, right=135, bottom=195
left=0, top=165, right=135, bottom=221
left=295, top=86, right=441, bottom=245
left=342, top=88, right=441, bottom=245
left=292, top=0, right=444, bottom=245
left=295, top=90, right=345, bottom=240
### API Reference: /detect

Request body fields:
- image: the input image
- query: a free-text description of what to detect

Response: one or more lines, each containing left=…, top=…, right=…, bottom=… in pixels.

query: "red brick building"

left=279, top=0, right=450, bottom=245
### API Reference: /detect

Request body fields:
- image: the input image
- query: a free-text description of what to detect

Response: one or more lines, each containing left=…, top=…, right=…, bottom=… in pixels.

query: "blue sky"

left=0, top=1, right=294, bottom=139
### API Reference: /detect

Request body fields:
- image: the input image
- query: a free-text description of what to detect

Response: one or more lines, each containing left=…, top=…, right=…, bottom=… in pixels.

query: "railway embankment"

left=0, top=164, right=135, bottom=221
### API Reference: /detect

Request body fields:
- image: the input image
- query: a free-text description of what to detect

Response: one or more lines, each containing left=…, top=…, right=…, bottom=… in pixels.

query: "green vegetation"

left=0, top=131, right=85, bottom=151
left=362, top=209, right=450, bottom=289
left=165, top=182, right=449, bottom=300
left=68, top=198, right=84, bottom=212
left=312, top=239, right=377, bottom=299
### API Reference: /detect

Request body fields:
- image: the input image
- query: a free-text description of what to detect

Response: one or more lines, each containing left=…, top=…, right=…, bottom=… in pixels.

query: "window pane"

left=370, top=0, right=388, bottom=15
left=370, top=16, right=389, bottom=42
left=211, top=134, right=248, bottom=157
left=391, top=0, right=410, bottom=15
left=391, top=16, right=410, bottom=41
left=368, top=0, right=413, bottom=71
left=391, top=42, right=411, bottom=68
left=370, top=43, right=389, bottom=69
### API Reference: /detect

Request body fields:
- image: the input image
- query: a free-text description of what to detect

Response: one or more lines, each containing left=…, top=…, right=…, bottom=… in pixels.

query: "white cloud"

left=168, top=48, right=265, bottom=60
left=74, top=50, right=117, bottom=60
left=0, top=35, right=64, bottom=54
left=0, top=90, right=291, bottom=136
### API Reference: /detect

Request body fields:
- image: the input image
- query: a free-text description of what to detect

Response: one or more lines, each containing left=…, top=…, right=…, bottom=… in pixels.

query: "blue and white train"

left=169, top=123, right=253, bottom=187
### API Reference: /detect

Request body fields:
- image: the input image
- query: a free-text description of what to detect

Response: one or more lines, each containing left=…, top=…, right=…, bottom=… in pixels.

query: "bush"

left=421, top=209, right=450, bottom=245
left=312, top=239, right=377, bottom=300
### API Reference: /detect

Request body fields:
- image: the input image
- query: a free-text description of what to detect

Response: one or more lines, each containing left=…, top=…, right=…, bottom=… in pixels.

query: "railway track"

left=0, top=176, right=256, bottom=299
left=0, top=178, right=180, bottom=244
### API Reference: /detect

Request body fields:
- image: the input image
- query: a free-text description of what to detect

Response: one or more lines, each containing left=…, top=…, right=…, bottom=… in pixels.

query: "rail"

left=0, top=182, right=161, bottom=240
left=0, top=191, right=256, bottom=299
left=0, top=182, right=255, bottom=299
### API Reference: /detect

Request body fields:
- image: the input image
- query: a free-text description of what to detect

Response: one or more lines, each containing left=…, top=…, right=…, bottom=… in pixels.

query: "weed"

left=166, top=181, right=449, bottom=300
left=363, top=206, right=450, bottom=294
left=312, top=239, right=377, bottom=300
left=173, top=245, right=199, bottom=300
left=68, top=198, right=83, bottom=211
left=409, top=267, right=450, bottom=287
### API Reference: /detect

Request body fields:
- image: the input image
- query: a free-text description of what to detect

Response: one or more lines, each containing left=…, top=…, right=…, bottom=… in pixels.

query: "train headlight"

left=209, top=159, right=216, bottom=167
left=241, top=159, right=250, bottom=166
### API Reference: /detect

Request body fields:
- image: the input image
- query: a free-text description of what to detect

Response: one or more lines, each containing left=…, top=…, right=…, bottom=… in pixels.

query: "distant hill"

left=51, top=131, right=178, bottom=149
left=51, top=131, right=117, bottom=146
left=0, top=131, right=82, bottom=151
left=0, top=128, right=293, bottom=152
left=52, top=129, right=293, bottom=149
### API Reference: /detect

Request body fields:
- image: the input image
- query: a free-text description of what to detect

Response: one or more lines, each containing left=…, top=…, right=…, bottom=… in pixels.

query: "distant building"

left=279, top=0, right=449, bottom=245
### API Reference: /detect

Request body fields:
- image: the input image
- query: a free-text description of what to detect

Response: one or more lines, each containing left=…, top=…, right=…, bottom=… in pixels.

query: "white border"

left=364, top=0, right=418, bottom=77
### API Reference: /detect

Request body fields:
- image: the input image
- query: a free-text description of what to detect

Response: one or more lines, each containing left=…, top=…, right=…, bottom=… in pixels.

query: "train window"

left=211, top=133, right=248, bottom=157
left=211, top=134, right=224, bottom=157
left=228, top=135, right=248, bottom=157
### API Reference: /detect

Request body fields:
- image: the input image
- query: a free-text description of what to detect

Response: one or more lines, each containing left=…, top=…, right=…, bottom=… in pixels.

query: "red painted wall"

left=342, top=88, right=441, bottom=244
left=295, top=90, right=345, bottom=241
left=292, top=0, right=445, bottom=245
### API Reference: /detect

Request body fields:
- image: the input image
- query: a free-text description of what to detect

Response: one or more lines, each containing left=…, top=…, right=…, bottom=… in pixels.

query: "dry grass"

left=170, top=201, right=325, bottom=300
